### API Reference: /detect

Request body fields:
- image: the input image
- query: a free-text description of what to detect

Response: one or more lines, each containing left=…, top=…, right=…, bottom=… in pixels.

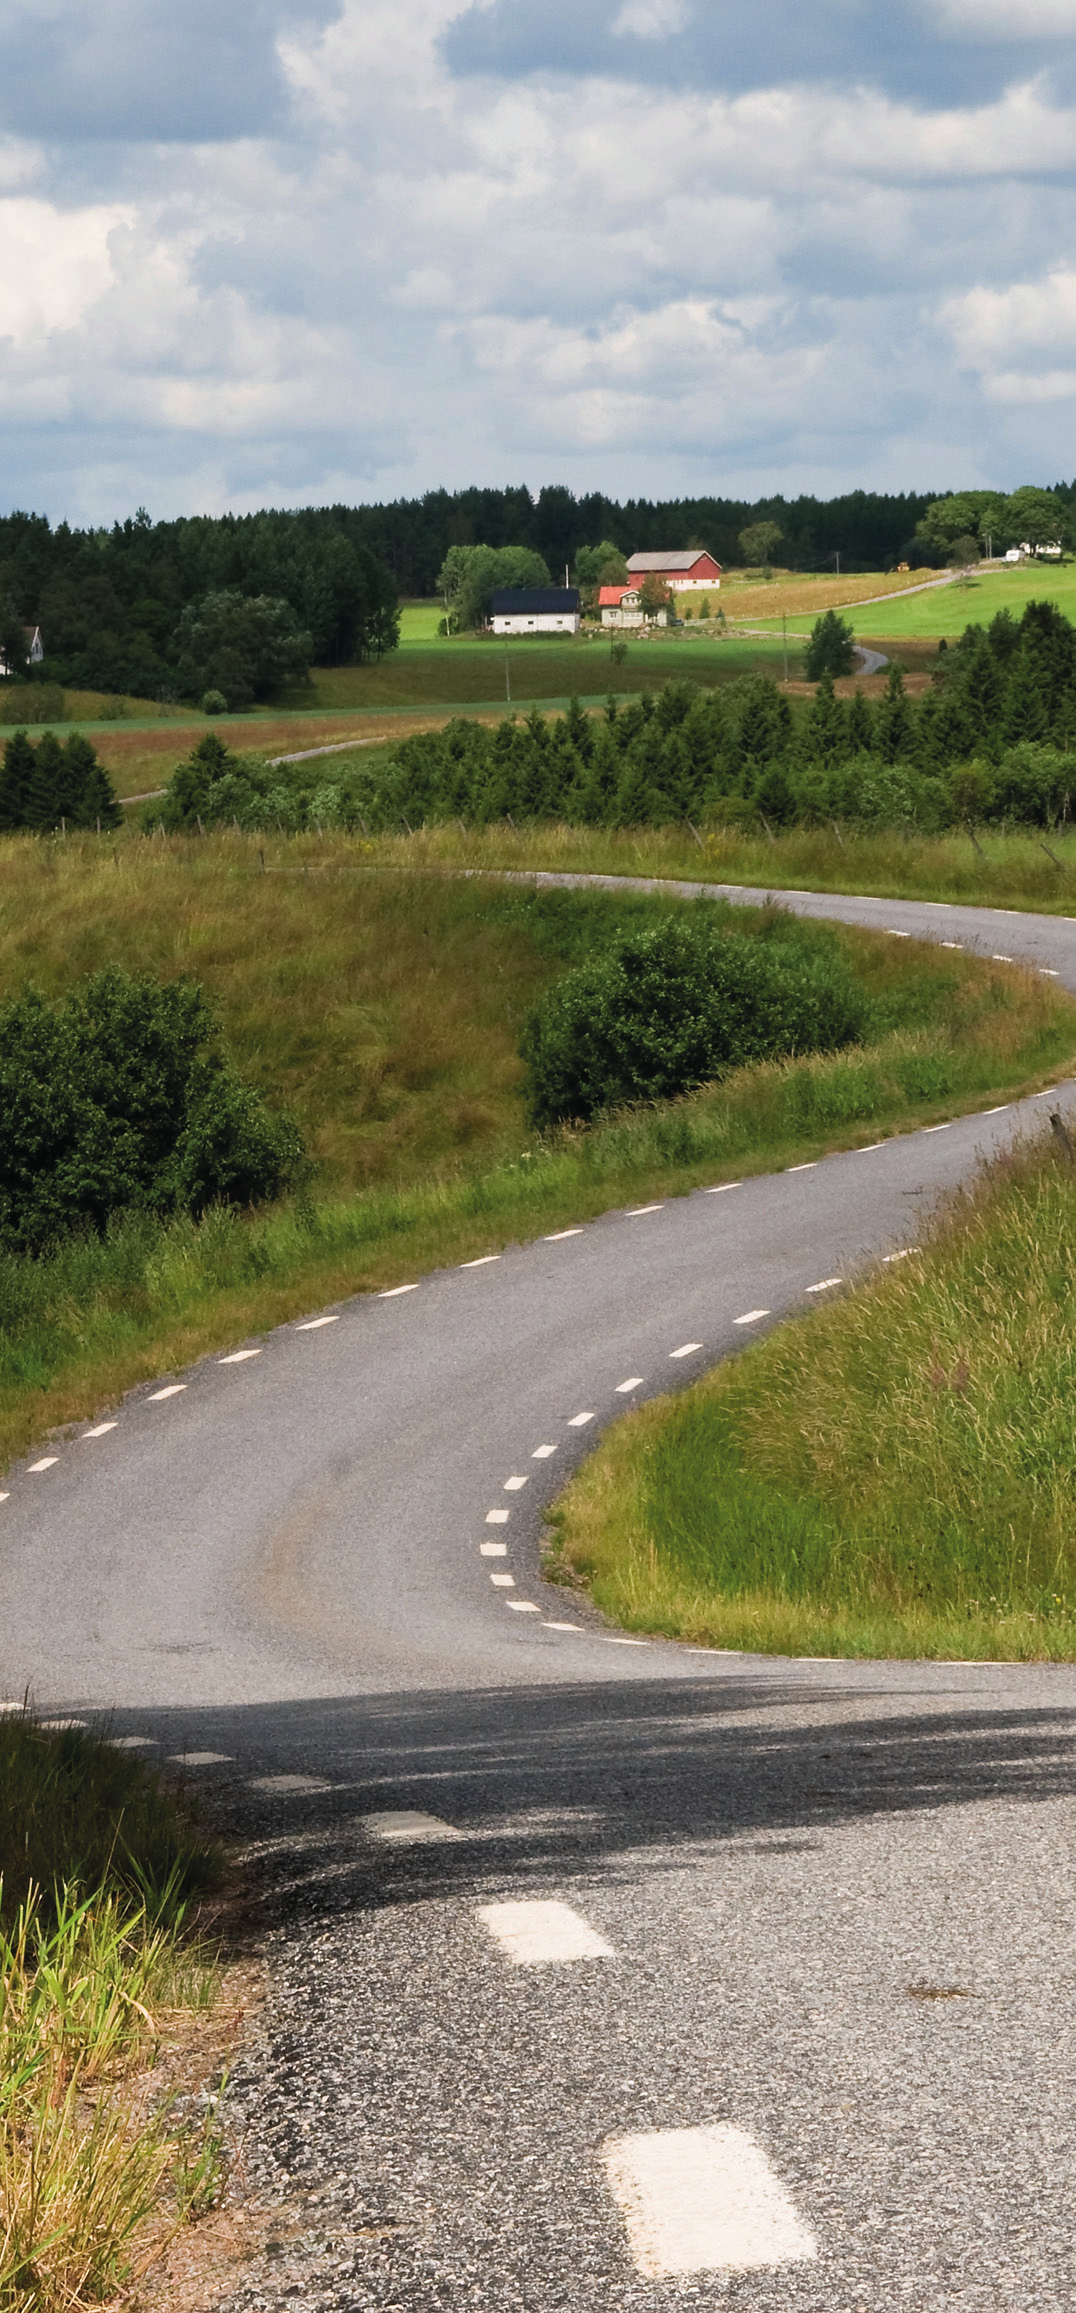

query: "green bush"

left=0, top=968, right=304, bottom=1253
left=520, top=912, right=870, bottom=1127
left=804, top=609, right=857, bottom=680
left=201, top=688, right=227, bottom=715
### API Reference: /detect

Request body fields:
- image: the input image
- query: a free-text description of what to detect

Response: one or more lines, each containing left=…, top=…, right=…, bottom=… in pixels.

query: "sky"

left=2, top=0, right=1076, bottom=523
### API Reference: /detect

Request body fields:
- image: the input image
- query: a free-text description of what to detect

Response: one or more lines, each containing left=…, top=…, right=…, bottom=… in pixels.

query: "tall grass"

left=0, top=1716, right=226, bottom=2311
left=549, top=1129, right=1076, bottom=1661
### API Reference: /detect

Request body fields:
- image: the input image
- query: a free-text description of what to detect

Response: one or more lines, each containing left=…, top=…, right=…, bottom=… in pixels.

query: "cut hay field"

left=0, top=830, right=1069, bottom=1467
left=760, top=560, right=1076, bottom=642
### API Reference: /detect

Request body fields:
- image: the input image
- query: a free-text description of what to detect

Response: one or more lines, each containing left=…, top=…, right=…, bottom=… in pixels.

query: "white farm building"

left=490, top=587, right=581, bottom=635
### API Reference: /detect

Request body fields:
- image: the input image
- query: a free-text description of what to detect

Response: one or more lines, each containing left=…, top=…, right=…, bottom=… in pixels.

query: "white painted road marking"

left=627, top=1204, right=663, bottom=1217
left=705, top=1182, right=742, bottom=1194
left=297, top=1314, right=339, bottom=1329
left=490, top=1573, right=515, bottom=1587
left=941, top=940, right=962, bottom=948
left=481, top=1542, right=507, bottom=1557
left=172, top=1750, right=233, bottom=1767
left=249, top=1772, right=329, bottom=1793
left=734, top=1310, right=769, bottom=1326
left=82, top=1422, right=118, bottom=1438
left=670, top=1343, right=703, bottom=1359
left=546, top=1228, right=583, bottom=1241
left=507, top=1599, right=541, bottom=1613
left=985, top=1104, right=1009, bottom=1114
left=805, top=1278, right=842, bottom=1294
left=219, top=1348, right=261, bottom=1363
left=617, top=1377, right=645, bottom=1393
left=602, top=2125, right=817, bottom=2279
left=532, top=1444, right=557, bottom=1458
left=992, top=953, right=1013, bottom=962
left=544, top=1621, right=583, bottom=1632
left=28, top=1457, right=57, bottom=1472
left=857, top=1142, right=884, bottom=1151
left=478, top=1898, right=615, bottom=1966
left=364, top=1811, right=463, bottom=1844
left=1043, top=967, right=1060, bottom=975
left=924, top=1122, right=951, bottom=1133
left=0, top=1494, right=9, bottom=1504
left=485, top=1508, right=510, bottom=1525
left=568, top=1411, right=595, bottom=1427
left=149, top=1384, right=186, bottom=1400
left=379, top=1283, right=420, bottom=1298
left=503, top=1475, right=528, bottom=1490
left=461, top=1254, right=500, bottom=1267
left=788, top=1161, right=817, bottom=1172
left=884, top=1248, right=912, bottom=1262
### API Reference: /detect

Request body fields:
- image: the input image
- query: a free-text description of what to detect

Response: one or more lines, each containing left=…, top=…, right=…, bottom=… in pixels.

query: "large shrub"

left=521, top=912, right=870, bottom=1127
left=0, top=969, right=304, bottom=1253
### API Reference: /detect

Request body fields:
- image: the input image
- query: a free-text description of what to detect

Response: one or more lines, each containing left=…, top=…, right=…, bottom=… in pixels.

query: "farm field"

left=0, top=831, right=1068, bottom=1469
left=758, top=560, right=1076, bottom=641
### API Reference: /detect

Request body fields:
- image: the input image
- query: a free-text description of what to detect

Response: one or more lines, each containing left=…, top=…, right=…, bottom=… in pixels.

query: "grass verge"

left=547, top=1127, right=1076, bottom=1662
left=0, top=831, right=1070, bottom=1466
left=0, top=1713, right=241, bottom=2312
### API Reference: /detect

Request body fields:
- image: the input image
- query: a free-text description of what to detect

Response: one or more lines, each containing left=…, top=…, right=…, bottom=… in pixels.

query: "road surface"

left=4, top=881, right=1076, bottom=2311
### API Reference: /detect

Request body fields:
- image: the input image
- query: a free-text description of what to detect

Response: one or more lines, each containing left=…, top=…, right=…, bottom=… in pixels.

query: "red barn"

left=626, top=550, right=721, bottom=593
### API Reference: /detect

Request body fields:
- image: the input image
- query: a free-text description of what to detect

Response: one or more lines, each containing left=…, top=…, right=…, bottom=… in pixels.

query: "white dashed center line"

left=364, top=1811, right=463, bottom=1844
left=602, top=2125, right=817, bottom=2279
left=734, top=1309, right=769, bottom=1326
left=627, top=1204, right=663, bottom=1217
left=568, top=1411, right=595, bottom=1427
left=461, top=1255, right=500, bottom=1268
left=617, top=1377, right=645, bottom=1393
left=172, top=1751, right=233, bottom=1767
left=481, top=1542, right=508, bottom=1557
left=82, top=1422, right=118, bottom=1438
left=490, top=1573, right=515, bottom=1587
left=219, top=1348, right=261, bottom=1363
left=297, top=1314, right=339, bottom=1329
left=503, top=1475, right=529, bottom=1490
left=148, top=1384, right=186, bottom=1401
left=28, top=1457, right=57, bottom=1473
left=485, top=1508, right=510, bottom=1524
left=670, top=1343, right=703, bottom=1359
left=532, top=1444, right=557, bottom=1458
left=478, top=1898, right=615, bottom=1966
left=507, top=1600, right=541, bottom=1613
left=805, top=1278, right=842, bottom=1294
left=379, top=1283, right=419, bottom=1298
left=546, top=1228, right=583, bottom=1241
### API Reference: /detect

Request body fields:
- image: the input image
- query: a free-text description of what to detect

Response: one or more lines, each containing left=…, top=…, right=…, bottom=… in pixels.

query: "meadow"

left=0, top=829, right=1069, bottom=1467
left=762, top=560, right=1076, bottom=642
left=547, top=1130, right=1076, bottom=1663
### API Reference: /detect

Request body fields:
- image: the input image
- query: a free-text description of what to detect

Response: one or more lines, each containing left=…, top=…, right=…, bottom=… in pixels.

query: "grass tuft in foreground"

left=547, top=1128, right=1076, bottom=1662
left=0, top=1714, right=230, bottom=2312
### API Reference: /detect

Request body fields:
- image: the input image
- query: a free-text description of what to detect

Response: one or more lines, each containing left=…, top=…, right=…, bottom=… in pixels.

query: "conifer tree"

left=65, top=734, right=123, bottom=829
left=0, top=729, right=35, bottom=831
left=801, top=670, right=848, bottom=766
left=876, top=665, right=915, bottom=763
left=25, top=731, right=68, bottom=830
left=1001, top=647, right=1049, bottom=746
left=846, top=688, right=875, bottom=754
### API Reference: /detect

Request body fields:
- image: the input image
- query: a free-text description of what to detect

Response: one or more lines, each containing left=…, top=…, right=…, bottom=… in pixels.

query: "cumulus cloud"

left=1, top=0, right=1076, bottom=519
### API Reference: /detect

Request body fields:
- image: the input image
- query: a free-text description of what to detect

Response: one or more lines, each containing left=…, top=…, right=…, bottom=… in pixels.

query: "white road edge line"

left=297, top=1314, right=339, bottom=1329
left=28, top=1457, right=58, bottom=1472
left=670, top=1344, right=703, bottom=1359
left=805, top=1278, right=842, bottom=1294
left=82, top=1422, right=118, bottom=1438
left=734, top=1310, right=769, bottom=1326
left=148, top=1384, right=186, bottom=1401
left=705, top=1182, right=742, bottom=1194
left=461, top=1255, right=500, bottom=1267
left=568, top=1411, right=595, bottom=1427
left=627, top=1204, right=663, bottom=1217
left=532, top=1444, right=557, bottom=1458
left=219, top=1348, right=262, bottom=1363
left=546, top=1228, right=584, bottom=1241
left=788, top=1162, right=817, bottom=1172
left=379, top=1283, right=420, bottom=1298
left=478, top=1898, right=615, bottom=1966
left=617, top=1377, right=645, bottom=1393
left=503, top=1476, right=528, bottom=1490
left=923, top=1122, right=951, bottom=1133
left=507, top=1600, right=541, bottom=1613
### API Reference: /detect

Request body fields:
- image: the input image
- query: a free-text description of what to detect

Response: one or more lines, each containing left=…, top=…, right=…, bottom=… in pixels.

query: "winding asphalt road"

left=5, top=883, right=1076, bottom=2309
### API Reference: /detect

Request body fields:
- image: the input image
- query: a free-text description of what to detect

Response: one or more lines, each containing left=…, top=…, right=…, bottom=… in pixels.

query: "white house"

left=0, top=624, right=44, bottom=676
left=599, top=584, right=643, bottom=628
left=490, top=587, right=581, bottom=635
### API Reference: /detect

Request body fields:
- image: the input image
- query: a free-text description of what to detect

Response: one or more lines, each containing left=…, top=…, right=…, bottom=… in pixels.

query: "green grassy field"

left=760, top=562, right=1076, bottom=642
left=548, top=1130, right=1076, bottom=1663
left=0, top=830, right=1069, bottom=1468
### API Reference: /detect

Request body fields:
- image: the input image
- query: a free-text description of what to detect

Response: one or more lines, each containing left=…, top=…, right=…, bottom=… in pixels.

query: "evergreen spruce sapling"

left=0, top=730, right=35, bottom=831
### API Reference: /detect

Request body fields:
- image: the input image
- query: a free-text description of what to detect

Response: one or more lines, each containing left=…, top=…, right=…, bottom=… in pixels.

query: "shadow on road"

left=100, top=1675, right=1076, bottom=1930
